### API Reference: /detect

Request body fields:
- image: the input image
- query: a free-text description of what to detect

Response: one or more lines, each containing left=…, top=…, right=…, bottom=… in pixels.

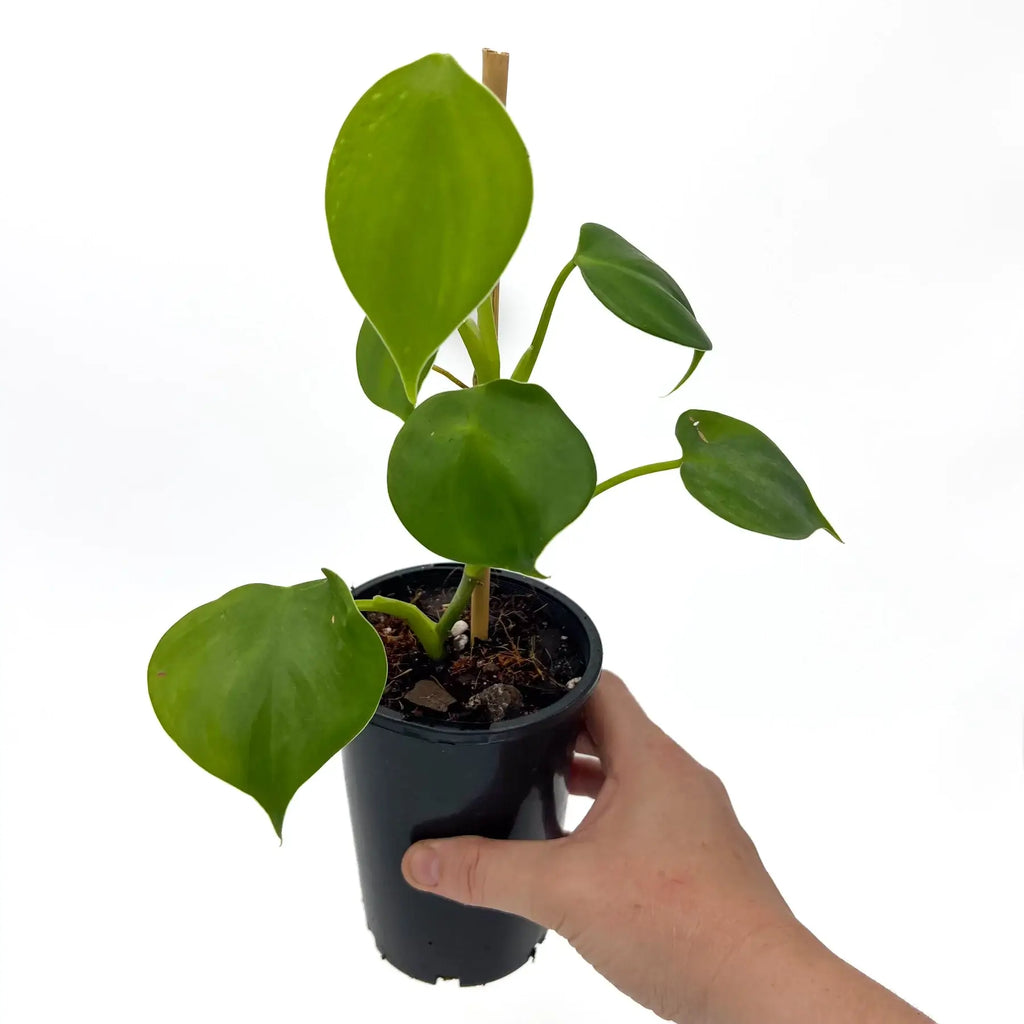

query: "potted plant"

left=148, top=49, right=840, bottom=987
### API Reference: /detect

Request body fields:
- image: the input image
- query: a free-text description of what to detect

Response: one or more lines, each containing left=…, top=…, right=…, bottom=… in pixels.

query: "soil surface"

left=364, top=582, right=585, bottom=727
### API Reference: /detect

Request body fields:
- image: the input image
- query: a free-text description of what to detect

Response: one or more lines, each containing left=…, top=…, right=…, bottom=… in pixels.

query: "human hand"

left=399, top=670, right=792, bottom=1020
left=400, top=671, right=934, bottom=1024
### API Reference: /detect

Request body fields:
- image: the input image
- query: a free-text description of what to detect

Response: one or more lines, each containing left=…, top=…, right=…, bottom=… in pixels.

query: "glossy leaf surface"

left=387, top=380, right=596, bottom=576
left=326, top=54, right=532, bottom=402
left=148, top=570, right=387, bottom=837
left=356, top=318, right=433, bottom=419
left=575, top=223, right=712, bottom=351
left=676, top=410, right=840, bottom=541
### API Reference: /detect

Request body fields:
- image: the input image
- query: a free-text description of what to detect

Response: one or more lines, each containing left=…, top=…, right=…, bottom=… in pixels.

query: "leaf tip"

left=261, top=799, right=287, bottom=842
left=823, top=521, right=843, bottom=543
left=662, top=350, right=706, bottom=397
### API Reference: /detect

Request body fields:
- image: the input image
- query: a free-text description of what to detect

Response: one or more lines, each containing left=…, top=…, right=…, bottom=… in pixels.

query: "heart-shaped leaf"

left=575, top=223, right=712, bottom=351
left=387, top=379, right=596, bottom=576
left=148, top=570, right=387, bottom=838
left=356, top=318, right=433, bottom=419
left=326, top=54, right=532, bottom=402
left=676, top=410, right=840, bottom=541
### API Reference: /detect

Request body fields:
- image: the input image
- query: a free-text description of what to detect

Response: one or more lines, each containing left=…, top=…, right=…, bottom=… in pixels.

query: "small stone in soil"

left=467, top=683, right=523, bottom=723
left=404, top=678, right=457, bottom=712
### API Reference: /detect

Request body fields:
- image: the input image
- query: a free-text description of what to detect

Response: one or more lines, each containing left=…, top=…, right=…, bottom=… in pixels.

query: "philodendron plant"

left=149, top=53, right=840, bottom=839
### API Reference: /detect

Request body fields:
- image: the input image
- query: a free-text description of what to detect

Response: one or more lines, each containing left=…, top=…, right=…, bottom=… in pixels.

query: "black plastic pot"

left=343, top=562, right=602, bottom=986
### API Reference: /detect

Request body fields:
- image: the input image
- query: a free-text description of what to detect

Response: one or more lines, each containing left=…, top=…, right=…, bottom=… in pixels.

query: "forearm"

left=701, top=920, right=935, bottom=1024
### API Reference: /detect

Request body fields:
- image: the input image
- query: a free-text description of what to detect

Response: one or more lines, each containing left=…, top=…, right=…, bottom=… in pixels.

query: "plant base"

left=343, top=563, right=602, bottom=985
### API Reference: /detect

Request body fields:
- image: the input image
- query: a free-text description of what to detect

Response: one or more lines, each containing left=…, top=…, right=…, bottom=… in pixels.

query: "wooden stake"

left=482, top=48, right=509, bottom=334
left=470, top=47, right=510, bottom=645
left=482, top=48, right=509, bottom=103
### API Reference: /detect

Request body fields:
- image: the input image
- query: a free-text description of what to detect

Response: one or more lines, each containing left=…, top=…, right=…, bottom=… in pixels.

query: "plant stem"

left=593, top=458, right=683, bottom=497
left=431, top=364, right=469, bottom=389
left=511, top=257, right=577, bottom=383
left=475, top=293, right=500, bottom=381
left=354, top=596, right=445, bottom=660
left=435, top=563, right=488, bottom=638
left=457, top=317, right=499, bottom=384
left=356, top=564, right=490, bottom=662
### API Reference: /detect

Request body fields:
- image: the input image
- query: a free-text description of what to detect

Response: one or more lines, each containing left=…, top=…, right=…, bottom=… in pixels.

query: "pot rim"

left=352, top=562, right=603, bottom=744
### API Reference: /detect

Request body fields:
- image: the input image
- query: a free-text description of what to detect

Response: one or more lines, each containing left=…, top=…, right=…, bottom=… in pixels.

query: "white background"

left=1, top=1, right=1022, bottom=1021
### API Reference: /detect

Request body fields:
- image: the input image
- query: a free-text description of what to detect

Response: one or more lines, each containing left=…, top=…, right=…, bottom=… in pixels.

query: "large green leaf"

left=676, top=410, right=840, bottom=541
left=356, top=318, right=433, bottom=419
left=326, top=54, right=532, bottom=402
left=575, top=223, right=712, bottom=351
left=148, top=570, right=387, bottom=838
left=387, top=380, right=596, bottom=576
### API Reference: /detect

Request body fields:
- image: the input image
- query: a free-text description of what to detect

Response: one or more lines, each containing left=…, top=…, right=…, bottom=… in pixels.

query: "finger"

left=574, top=727, right=598, bottom=757
left=402, top=836, right=564, bottom=930
left=582, top=670, right=654, bottom=776
left=568, top=754, right=605, bottom=798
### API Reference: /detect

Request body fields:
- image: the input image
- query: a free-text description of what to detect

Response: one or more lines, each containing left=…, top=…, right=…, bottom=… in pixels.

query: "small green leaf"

left=663, top=350, right=705, bottom=397
left=356, top=318, right=433, bottom=419
left=575, top=223, right=712, bottom=351
left=148, top=570, right=387, bottom=838
left=326, top=54, right=533, bottom=402
left=387, top=380, right=596, bottom=576
left=676, top=410, right=840, bottom=541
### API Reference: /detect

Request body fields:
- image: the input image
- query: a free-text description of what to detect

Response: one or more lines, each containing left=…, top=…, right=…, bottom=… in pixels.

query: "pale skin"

left=402, top=671, right=936, bottom=1024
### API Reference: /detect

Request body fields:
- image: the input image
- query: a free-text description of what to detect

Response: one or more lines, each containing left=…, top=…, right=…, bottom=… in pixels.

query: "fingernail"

left=408, top=844, right=440, bottom=887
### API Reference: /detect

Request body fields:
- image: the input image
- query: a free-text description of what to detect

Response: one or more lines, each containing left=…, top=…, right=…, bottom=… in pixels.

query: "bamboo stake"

left=470, top=47, right=510, bottom=645
left=482, top=49, right=509, bottom=334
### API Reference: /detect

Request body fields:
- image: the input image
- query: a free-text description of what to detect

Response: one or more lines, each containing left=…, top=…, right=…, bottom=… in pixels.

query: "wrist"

left=700, top=917, right=934, bottom=1024
left=694, top=913, right=811, bottom=1024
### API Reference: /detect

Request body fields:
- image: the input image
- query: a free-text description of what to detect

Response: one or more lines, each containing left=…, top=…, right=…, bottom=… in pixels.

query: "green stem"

left=355, top=596, right=445, bottom=661
left=431, top=364, right=469, bottom=389
left=594, top=458, right=683, bottom=497
left=435, top=563, right=488, bottom=638
left=511, top=257, right=577, bottom=383
left=355, top=563, right=490, bottom=662
left=457, top=319, right=483, bottom=375
left=457, top=317, right=499, bottom=385
left=475, top=294, right=500, bottom=382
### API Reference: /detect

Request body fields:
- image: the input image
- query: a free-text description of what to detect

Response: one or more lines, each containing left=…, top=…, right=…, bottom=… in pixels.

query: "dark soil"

left=363, top=582, right=585, bottom=727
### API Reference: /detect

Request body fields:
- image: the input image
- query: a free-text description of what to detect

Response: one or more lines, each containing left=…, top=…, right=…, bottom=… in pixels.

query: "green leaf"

left=676, top=410, right=840, bottom=541
left=148, top=570, right=387, bottom=838
left=356, top=318, right=433, bottom=419
left=575, top=223, right=712, bottom=351
left=663, top=349, right=705, bottom=397
left=387, top=380, right=596, bottom=576
left=326, top=54, right=532, bottom=402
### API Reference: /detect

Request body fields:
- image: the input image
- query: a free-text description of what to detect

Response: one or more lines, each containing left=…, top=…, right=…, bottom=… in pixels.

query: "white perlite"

left=566, top=676, right=582, bottom=689
left=452, top=634, right=469, bottom=652
left=450, top=619, right=469, bottom=636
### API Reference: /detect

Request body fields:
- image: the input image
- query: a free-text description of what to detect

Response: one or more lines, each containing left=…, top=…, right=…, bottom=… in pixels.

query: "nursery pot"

left=343, top=562, right=602, bottom=986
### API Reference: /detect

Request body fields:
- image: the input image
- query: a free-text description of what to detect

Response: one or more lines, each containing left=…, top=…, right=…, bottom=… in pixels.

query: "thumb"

left=401, top=836, right=565, bottom=929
